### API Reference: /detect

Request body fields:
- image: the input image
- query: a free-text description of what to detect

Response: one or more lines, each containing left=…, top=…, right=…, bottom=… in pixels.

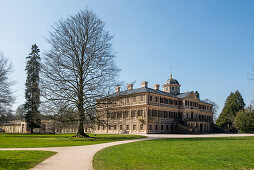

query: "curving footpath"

left=0, top=134, right=254, bottom=170
left=0, top=137, right=153, bottom=170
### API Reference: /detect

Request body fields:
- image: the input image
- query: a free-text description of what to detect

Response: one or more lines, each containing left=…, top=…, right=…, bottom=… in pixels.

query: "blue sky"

left=1, top=0, right=254, bottom=115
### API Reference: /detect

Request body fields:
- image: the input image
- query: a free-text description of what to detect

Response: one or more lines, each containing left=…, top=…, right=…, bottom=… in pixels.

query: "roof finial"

left=170, top=74, right=172, bottom=79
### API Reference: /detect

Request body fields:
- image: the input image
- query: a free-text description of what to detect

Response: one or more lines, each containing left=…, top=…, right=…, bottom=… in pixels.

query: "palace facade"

left=96, top=75, right=214, bottom=134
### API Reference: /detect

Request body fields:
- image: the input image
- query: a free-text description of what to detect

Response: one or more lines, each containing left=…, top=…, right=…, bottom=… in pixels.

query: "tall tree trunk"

left=77, top=83, right=89, bottom=137
left=31, top=127, right=33, bottom=134
left=77, top=109, right=89, bottom=137
left=77, top=109, right=85, bottom=136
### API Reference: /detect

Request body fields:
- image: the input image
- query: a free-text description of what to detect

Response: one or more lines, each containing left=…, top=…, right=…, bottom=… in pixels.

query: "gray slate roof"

left=111, top=87, right=188, bottom=99
left=108, top=87, right=210, bottom=104
left=165, top=78, right=180, bottom=85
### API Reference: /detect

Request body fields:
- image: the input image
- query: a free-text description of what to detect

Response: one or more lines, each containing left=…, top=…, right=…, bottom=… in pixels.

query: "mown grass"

left=0, top=150, right=56, bottom=170
left=93, top=137, right=254, bottom=170
left=0, top=133, right=145, bottom=148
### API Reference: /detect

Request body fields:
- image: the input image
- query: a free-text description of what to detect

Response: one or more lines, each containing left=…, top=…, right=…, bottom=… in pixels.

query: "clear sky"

left=1, top=0, right=254, bottom=116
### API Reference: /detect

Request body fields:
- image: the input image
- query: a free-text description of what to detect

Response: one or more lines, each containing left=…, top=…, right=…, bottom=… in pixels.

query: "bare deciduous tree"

left=0, top=52, right=14, bottom=119
left=41, top=9, right=120, bottom=137
left=203, top=98, right=219, bottom=122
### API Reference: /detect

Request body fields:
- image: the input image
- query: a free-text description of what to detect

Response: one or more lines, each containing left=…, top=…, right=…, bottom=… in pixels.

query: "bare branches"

left=41, top=9, right=120, bottom=136
left=204, top=98, right=219, bottom=122
left=0, top=52, right=14, bottom=115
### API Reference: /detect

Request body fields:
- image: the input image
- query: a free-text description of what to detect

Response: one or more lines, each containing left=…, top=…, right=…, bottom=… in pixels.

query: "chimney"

left=154, top=84, right=160, bottom=90
left=127, top=84, right=133, bottom=90
left=141, top=81, right=148, bottom=88
left=115, top=86, right=120, bottom=93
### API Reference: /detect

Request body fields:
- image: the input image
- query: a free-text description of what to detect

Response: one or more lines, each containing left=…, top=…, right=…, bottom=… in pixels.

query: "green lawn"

left=93, top=137, right=254, bottom=170
left=0, top=133, right=145, bottom=148
left=0, top=150, right=56, bottom=170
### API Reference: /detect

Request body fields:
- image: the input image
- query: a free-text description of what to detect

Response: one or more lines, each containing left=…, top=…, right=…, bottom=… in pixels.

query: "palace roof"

left=165, top=78, right=179, bottom=85
left=108, top=87, right=210, bottom=105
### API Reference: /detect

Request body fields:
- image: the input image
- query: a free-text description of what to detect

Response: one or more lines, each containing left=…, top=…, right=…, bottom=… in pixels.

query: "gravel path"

left=1, top=133, right=254, bottom=170
left=0, top=137, right=153, bottom=170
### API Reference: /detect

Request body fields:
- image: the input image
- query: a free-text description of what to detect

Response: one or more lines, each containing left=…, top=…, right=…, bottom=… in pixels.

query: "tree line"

left=216, top=90, right=254, bottom=133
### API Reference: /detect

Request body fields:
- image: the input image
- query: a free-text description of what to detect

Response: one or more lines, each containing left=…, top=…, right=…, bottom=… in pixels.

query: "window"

left=137, top=110, right=143, bottom=117
left=164, top=111, right=168, bottom=118
left=109, top=125, right=111, bottom=130
left=171, top=87, right=175, bottom=91
left=152, top=110, right=158, bottom=117
left=114, top=125, right=116, bottom=130
left=140, top=95, right=144, bottom=101
left=165, top=99, right=168, bottom=104
left=148, top=110, right=152, bottom=117
left=155, top=125, right=158, bottom=130
left=123, top=111, right=129, bottom=119
left=166, top=125, right=169, bottom=130
left=149, top=124, right=152, bottom=130
left=140, top=124, right=143, bottom=130
left=179, top=112, right=183, bottom=119
left=155, top=97, right=158, bottom=102
left=117, top=112, right=122, bottom=119
left=97, top=125, right=100, bottom=130
left=42, top=124, right=46, bottom=130
left=161, top=125, right=164, bottom=131
left=126, top=125, right=129, bottom=130
left=131, top=110, right=136, bottom=117
left=149, top=95, right=153, bottom=101
left=169, top=99, right=172, bottom=104
left=160, top=97, right=164, bottom=103
left=120, top=125, right=122, bottom=130
left=111, top=112, right=117, bottom=119
left=126, top=98, right=130, bottom=104
left=166, top=87, right=168, bottom=91
left=133, top=124, right=136, bottom=130
left=159, top=111, right=163, bottom=118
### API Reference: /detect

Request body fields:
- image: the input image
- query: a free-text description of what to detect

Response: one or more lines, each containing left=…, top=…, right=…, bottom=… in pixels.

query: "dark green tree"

left=24, top=44, right=41, bottom=133
left=216, top=90, right=245, bottom=131
left=234, top=106, right=254, bottom=133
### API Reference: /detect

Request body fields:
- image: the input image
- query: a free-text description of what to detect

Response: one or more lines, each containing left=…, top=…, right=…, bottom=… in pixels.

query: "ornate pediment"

left=186, top=92, right=199, bottom=100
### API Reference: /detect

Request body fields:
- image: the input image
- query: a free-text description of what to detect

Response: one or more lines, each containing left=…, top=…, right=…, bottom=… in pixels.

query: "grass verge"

left=0, top=133, right=145, bottom=148
left=93, top=137, right=254, bottom=170
left=0, top=150, right=56, bottom=170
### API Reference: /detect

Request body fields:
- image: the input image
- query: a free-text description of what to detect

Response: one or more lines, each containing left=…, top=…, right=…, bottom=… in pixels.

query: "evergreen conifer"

left=25, top=44, right=41, bottom=133
left=216, top=90, right=245, bottom=131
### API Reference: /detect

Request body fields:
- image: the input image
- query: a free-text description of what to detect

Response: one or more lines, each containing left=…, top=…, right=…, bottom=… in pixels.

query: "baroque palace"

left=96, top=75, right=214, bottom=134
